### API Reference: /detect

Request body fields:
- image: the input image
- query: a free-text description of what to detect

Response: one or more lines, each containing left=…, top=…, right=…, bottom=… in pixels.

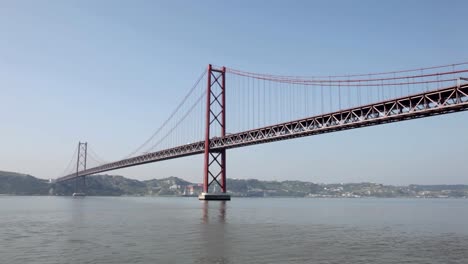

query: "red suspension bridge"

left=56, top=62, right=468, bottom=200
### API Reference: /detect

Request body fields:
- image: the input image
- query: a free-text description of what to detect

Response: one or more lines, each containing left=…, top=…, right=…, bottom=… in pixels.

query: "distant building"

left=184, top=184, right=202, bottom=195
left=169, top=184, right=180, bottom=190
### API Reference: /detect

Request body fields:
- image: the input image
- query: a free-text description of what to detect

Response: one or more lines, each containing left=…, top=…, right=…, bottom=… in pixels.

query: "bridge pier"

left=198, top=192, right=231, bottom=201
left=73, top=176, right=86, bottom=197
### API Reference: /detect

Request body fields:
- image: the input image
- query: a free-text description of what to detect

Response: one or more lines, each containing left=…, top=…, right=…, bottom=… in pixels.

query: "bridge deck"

left=56, top=84, right=468, bottom=182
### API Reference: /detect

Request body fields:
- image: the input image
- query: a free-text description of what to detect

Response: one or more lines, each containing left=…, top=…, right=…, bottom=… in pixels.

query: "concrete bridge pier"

left=198, top=192, right=231, bottom=201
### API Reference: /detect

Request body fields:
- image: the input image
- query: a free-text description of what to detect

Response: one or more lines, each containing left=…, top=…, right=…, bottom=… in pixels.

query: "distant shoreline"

left=0, top=194, right=467, bottom=199
left=2, top=170, right=468, bottom=198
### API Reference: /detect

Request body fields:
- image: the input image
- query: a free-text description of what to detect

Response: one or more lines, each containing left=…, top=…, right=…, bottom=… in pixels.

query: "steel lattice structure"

left=211, top=84, right=468, bottom=149
left=73, top=142, right=87, bottom=193
left=203, top=65, right=227, bottom=193
left=56, top=83, right=468, bottom=183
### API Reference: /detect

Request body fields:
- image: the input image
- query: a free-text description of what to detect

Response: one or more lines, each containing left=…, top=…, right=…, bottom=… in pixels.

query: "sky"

left=1, top=0, right=468, bottom=185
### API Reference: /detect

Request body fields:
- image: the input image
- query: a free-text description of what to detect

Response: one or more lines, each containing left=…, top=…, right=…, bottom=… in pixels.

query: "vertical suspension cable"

left=321, top=83, right=324, bottom=114
left=251, top=76, right=254, bottom=129
left=357, top=80, right=361, bottom=106
left=313, top=83, right=317, bottom=116
left=380, top=79, right=384, bottom=101
left=407, top=76, right=410, bottom=95
left=370, top=81, right=373, bottom=104
left=328, top=77, right=332, bottom=113
left=304, top=82, right=308, bottom=116
left=279, top=81, right=282, bottom=122
left=244, top=76, right=248, bottom=130
left=347, top=75, right=351, bottom=108
left=263, top=78, right=266, bottom=127
left=453, top=64, right=456, bottom=87
left=289, top=82, right=293, bottom=120
left=338, top=81, right=341, bottom=110
left=257, top=78, right=260, bottom=128
left=421, top=69, right=424, bottom=92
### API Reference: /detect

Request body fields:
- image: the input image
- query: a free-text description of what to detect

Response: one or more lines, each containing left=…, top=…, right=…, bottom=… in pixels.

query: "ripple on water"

left=0, top=197, right=467, bottom=264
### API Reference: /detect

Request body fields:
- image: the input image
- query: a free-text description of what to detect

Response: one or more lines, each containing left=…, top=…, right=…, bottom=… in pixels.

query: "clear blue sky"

left=1, top=0, right=467, bottom=185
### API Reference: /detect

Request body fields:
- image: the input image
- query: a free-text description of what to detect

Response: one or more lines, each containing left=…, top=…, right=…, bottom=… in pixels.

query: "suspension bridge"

left=55, top=62, right=468, bottom=200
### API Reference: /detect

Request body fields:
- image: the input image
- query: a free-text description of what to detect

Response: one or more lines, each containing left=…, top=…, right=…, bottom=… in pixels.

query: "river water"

left=0, top=196, right=467, bottom=264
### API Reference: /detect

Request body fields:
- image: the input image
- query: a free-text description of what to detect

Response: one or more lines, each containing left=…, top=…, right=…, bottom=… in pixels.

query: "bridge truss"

left=56, top=83, right=468, bottom=182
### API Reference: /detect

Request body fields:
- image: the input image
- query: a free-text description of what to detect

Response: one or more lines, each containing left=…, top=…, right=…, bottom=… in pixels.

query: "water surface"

left=1, top=196, right=467, bottom=263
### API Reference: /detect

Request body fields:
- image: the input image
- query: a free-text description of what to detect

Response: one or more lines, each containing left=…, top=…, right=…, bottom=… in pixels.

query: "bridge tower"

left=73, top=142, right=87, bottom=196
left=199, top=65, right=230, bottom=200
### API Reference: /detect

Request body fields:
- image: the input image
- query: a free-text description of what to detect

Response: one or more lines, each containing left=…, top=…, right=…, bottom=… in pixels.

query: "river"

left=1, top=196, right=467, bottom=263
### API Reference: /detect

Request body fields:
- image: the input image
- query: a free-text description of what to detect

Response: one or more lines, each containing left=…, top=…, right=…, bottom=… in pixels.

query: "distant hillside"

left=51, top=174, right=194, bottom=196
left=227, top=178, right=321, bottom=197
left=0, top=170, right=50, bottom=195
left=1, top=170, right=467, bottom=198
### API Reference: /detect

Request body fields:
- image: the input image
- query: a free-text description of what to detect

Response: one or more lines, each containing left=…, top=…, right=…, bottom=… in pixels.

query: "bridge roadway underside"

left=56, top=84, right=468, bottom=182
